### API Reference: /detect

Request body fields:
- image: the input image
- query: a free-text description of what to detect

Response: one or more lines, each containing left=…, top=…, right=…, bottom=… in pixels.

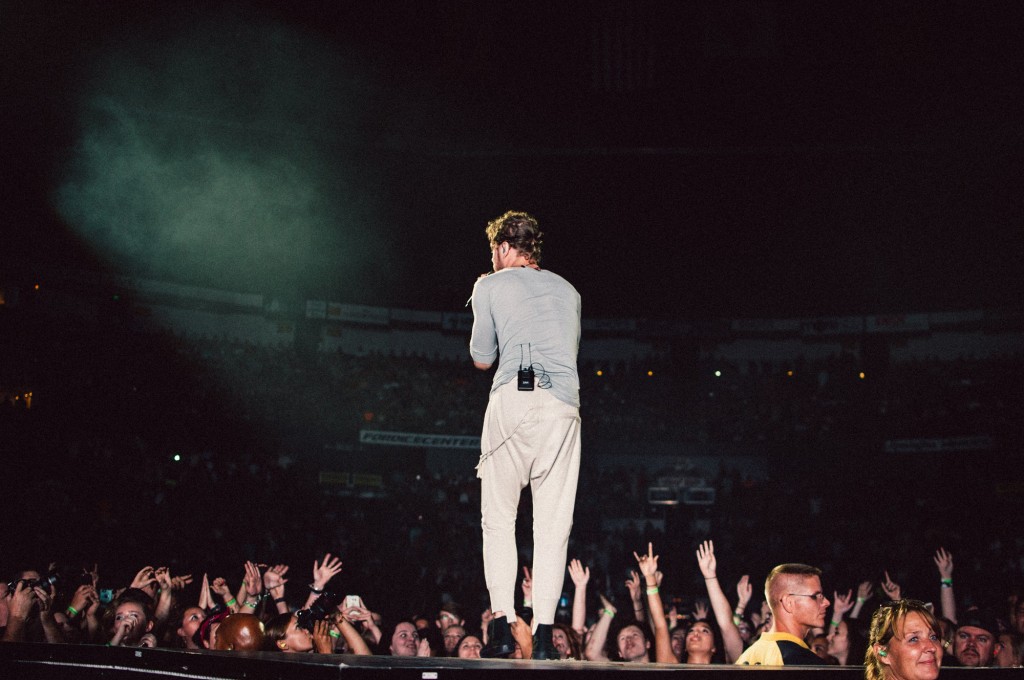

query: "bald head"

left=213, top=613, right=266, bottom=651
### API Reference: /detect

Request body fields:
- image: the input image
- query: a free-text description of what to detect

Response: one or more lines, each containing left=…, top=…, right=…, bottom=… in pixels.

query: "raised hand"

left=736, top=574, right=752, bottom=608
left=130, top=566, right=157, bottom=591
left=692, top=600, right=709, bottom=620
left=667, top=605, right=680, bottom=630
left=171, top=574, right=193, bottom=590
left=881, top=571, right=901, bottom=601
left=312, top=554, right=343, bottom=591
left=625, top=570, right=643, bottom=603
left=933, top=548, right=954, bottom=579
left=198, top=574, right=211, bottom=610
left=344, top=605, right=371, bottom=624
left=416, top=636, right=432, bottom=657
left=211, top=577, right=231, bottom=598
left=154, top=567, right=173, bottom=591
left=264, top=564, right=289, bottom=594
left=243, top=561, right=263, bottom=597
left=87, top=563, right=100, bottom=589
left=521, top=566, right=533, bottom=603
left=633, top=542, right=660, bottom=578
left=856, top=581, right=874, bottom=602
left=598, top=592, right=617, bottom=617
left=695, top=540, right=717, bottom=579
left=832, top=589, right=854, bottom=618
left=568, top=559, right=590, bottom=587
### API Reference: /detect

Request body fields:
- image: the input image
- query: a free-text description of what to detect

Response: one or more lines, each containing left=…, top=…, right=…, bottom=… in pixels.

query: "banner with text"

left=359, top=430, right=481, bottom=450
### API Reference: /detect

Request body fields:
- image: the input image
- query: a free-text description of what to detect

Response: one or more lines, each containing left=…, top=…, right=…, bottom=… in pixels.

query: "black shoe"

left=532, top=623, right=558, bottom=660
left=481, top=616, right=515, bottom=658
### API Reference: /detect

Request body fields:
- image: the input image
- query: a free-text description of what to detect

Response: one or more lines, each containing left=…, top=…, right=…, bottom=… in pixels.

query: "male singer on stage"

left=469, top=210, right=581, bottom=660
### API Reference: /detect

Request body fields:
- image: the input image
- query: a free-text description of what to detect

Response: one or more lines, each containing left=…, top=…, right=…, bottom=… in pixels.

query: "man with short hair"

left=616, top=623, right=651, bottom=663
left=470, top=211, right=582, bottom=661
left=735, top=563, right=830, bottom=665
left=953, top=609, right=1002, bottom=667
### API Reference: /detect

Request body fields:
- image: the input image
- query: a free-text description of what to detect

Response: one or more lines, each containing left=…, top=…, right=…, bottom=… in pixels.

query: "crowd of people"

left=2, top=300, right=1022, bottom=673
left=2, top=542, right=1021, bottom=671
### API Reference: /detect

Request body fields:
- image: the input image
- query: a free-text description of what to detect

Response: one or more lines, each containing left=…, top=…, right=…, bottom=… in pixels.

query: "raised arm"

left=153, top=567, right=187, bottom=626
left=734, top=574, right=752, bottom=627
left=584, top=593, right=615, bottom=661
left=625, top=570, right=645, bottom=623
left=850, top=580, right=873, bottom=620
left=933, top=548, right=956, bottom=623
left=335, top=613, right=372, bottom=655
left=521, top=566, right=533, bottom=610
left=303, top=553, right=343, bottom=609
left=828, top=589, right=854, bottom=644
left=344, top=605, right=382, bottom=646
left=635, top=542, right=674, bottom=663
left=567, top=559, right=590, bottom=635
left=695, top=540, right=744, bottom=663
left=881, top=571, right=902, bottom=602
left=263, top=564, right=291, bottom=615
left=240, top=561, right=263, bottom=613
left=211, top=576, right=238, bottom=612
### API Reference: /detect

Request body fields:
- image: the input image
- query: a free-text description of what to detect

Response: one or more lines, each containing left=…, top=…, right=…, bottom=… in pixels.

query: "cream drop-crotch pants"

left=476, top=380, right=582, bottom=627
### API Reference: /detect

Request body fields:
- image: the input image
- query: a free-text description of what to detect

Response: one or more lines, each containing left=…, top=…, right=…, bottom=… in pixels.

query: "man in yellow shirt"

left=736, top=563, right=830, bottom=666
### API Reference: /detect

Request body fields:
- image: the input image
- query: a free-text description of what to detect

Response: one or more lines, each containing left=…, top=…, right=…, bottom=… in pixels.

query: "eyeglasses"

left=788, top=592, right=826, bottom=603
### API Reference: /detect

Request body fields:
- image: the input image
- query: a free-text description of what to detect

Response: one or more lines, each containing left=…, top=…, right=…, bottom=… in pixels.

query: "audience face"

left=1014, top=602, right=1024, bottom=635
left=810, top=633, right=829, bottom=659
left=456, top=634, right=482, bottom=659
left=670, top=627, right=687, bottom=660
left=878, top=611, right=941, bottom=680
left=441, top=624, right=465, bottom=654
left=954, top=625, right=998, bottom=667
left=685, top=621, right=716, bottom=659
left=436, top=609, right=463, bottom=631
left=996, top=633, right=1018, bottom=668
left=390, top=622, right=420, bottom=656
left=828, top=620, right=850, bottom=659
left=785, top=576, right=829, bottom=630
left=276, top=615, right=313, bottom=653
left=617, top=624, right=649, bottom=662
left=177, top=607, right=205, bottom=649
left=551, top=627, right=570, bottom=659
left=112, top=601, right=153, bottom=646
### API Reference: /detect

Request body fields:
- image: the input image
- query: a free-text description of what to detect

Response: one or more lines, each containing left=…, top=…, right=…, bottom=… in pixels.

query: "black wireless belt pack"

left=517, top=367, right=535, bottom=391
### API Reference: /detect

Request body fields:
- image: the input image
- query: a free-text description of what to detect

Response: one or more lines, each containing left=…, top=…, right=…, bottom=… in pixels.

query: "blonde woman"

left=865, top=599, right=943, bottom=680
